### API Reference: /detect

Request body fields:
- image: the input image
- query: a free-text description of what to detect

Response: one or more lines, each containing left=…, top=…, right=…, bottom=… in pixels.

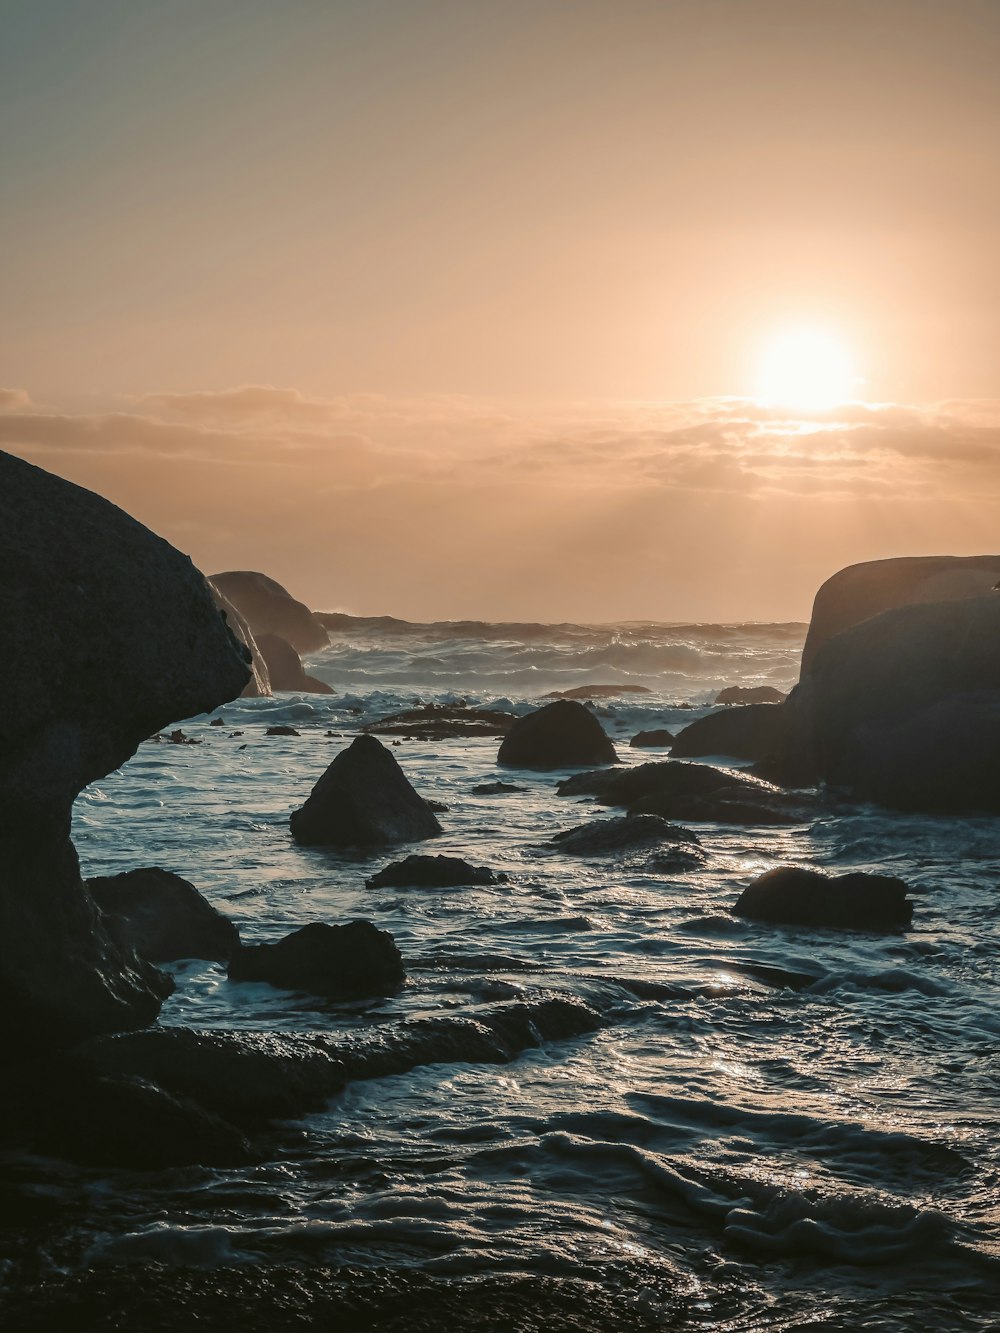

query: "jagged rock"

left=550, top=814, right=701, bottom=856
left=290, top=734, right=442, bottom=846
left=209, top=570, right=329, bottom=654
left=732, top=866, right=912, bottom=931
left=207, top=579, right=272, bottom=697
left=670, top=704, right=789, bottom=762
left=715, top=685, right=787, bottom=705
left=800, top=555, right=1000, bottom=675
left=366, top=855, right=506, bottom=889
left=88, top=867, right=240, bottom=963
left=0, top=451, right=250, bottom=1059
left=256, top=632, right=334, bottom=694
left=498, top=700, right=618, bottom=769
left=228, top=921, right=405, bottom=997
left=629, top=729, right=675, bottom=748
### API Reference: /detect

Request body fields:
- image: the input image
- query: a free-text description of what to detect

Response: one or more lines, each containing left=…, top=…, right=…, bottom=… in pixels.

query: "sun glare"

left=754, top=327, right=858, bottom=410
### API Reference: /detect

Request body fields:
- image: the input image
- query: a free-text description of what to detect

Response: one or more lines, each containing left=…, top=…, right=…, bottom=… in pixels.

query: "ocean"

left=11, top=618, right=1000, bottom=1329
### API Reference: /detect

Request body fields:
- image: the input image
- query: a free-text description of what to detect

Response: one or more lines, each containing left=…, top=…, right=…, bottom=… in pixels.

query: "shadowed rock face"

left=88, top=868, right=240, bottom=964
left=228, top=920, right=405, bottom=998
left=290, top=734, right=443, bottom=846
left=733, top=866, right=912, bottom=932
left=670, top=703, right=789, bottom=763
left=800, top=555, right=1000, bottom=676
left=209, top=570, right=329, bottom=655
left=0, top=450, right=251, bottom=1059
left=256, top=632, right=335, bottom=694
left=206, top=580, right=272, bottom=697
left=497, top=700, right=618, bottom=769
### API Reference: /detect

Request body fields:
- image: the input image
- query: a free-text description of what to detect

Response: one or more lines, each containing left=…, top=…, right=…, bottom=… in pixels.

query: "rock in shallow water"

left=366, top=855, right=506, bottom=889
left=551, top=814, right=701, bottom=856
left=629, top=729, right=675, bottom=748
left=498, top=699, right=618, bottom=769
left=228, top=920, right=406, bottom=997
left=732, top=866, right=913, bottom=931
left=670, top=703, right=789, bottom=763
left=88, top=867, right=240, bottom=963
left=290, top=734, right=442, bottom=846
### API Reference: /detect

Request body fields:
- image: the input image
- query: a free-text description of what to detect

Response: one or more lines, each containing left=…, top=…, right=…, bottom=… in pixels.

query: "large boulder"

left=290, top=734, right=442, bottom=846
left=88, top=867, right=240, bottom=963
left=670, top=703, right=789, bottom=763
left=497, top=700, right=618, bottom=769
left=715, top=685, right=786, bottom=705
left=732, top=866, right=912, bottom=931
left=209, top=570, right=329, bottom=654
left=206, top=579, right=271, bottom=696
left=228, top=921, right=405, bottom=997
left=800, top=555, right=1000, bottom=675
left=780, top=595, right=1000, bottom=810
left=256, top=632, right=335, bottom=694
left=0, top=451, right=251, bottom=1058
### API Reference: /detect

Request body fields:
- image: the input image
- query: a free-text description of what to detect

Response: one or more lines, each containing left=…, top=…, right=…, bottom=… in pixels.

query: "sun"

left=754, top=326, right=858, bottom=410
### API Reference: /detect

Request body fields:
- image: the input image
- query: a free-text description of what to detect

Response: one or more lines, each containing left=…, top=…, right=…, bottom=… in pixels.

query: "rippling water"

left=20, top=620, right=1000, bottom=1327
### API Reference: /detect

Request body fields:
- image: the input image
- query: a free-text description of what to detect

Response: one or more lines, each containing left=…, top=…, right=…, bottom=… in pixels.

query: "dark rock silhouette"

left=257, top=632, right=335, bottom=694
left=290, top=734, right=442, bottom=845
left=714, top=685, right=787, bottom=705
left=777, top=595, right=1000, bottom=810
left=366, top=855, right=506, bottom=889
left=88, top=867, right=240, bottom=963
left=472, top=781, right=525, bottom=794
left=210, top=570, right=329, bottom=654
left=558, top=759, right=763, bottom=808
left=0, top=450, right=250, bottom=1059
left=551, top=814, right=701, bottom=856
left=365, top=703, right=514, bottom=740
left=266, top=724, right=301, bottom=737
left=800, top=555, right=1000, bottom=675
left=207, top=579, right=272, bottom=696
left=638, top=793, right=806, bottom=825
left=498, top=700, right=618, bottom=769
left=732, top=866, right=912, bottom=931
left=670, top=703, right=789, bottom=762
left=228, top=920, right=405, bottom=998
left=629, top=729, right=675, bottom=748
left=542, top=684, right=652, bottom=700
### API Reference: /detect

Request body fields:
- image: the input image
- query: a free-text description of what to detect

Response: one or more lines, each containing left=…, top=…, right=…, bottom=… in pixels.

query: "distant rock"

left=209, top=570, right=329, bottom=655
left=266, top=724, right=301, bottom=737
left=207, top=578, right=272, bottom=697
left=629, top=729, right=675, bottom=748
left=88, top=867, right=240, bottom=963
left=551, top=814, right=701, bottom=856
left=542, top=685, right=652, bottom=700
left=366, top=855, right=506, bottom=889
left=0, top=450, right=250, bottom=1059
left=800, top=555, right=1000, bottom=675
left=366, top=703, right=514, bottom=740
left=670, top=703, right=789, bottom=763
left=732, top=866, right=912, bottom=931
left=472, top=781, right=525, bottom=794
left=228, top=920, right=405, bottom=997
left=714, top=685, right=787, bottom=705
left=256, top=633, right=335, bottom=694
left=498, top=700, right=618, bottom=769
left=290, top=734, right=442, bottom=846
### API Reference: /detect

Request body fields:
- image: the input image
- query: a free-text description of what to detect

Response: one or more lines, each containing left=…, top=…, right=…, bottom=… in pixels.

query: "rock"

left=228, top=921, right=405, bottom=998
left=266, top=725, right=301, bottom=737
left=365, top=704, right=514, bottom=740
left=542, top=685, right=652, bottom=700
left=209, top=570, right=329, bottom=655
left=207, top=578, right=272, bottom=697
left=800, top=555, right=1000, bottom=675
left=256, top=632, right=335, bottom=695
left=290, top=734, right=442, bottom=846
left=87, top=867, right=240, bottom=963
left=558, top=759, right=761, bottom=808
left=732, top=866, right=912, bottom=931
left=550, top=814, right=701, bottom=856
left=497, top=700, right=618, bottom=769
left=670, top=704, right=789, bottom=762
left=638, top=793, right=806, bottom=826
left=0, top=451, right=250, bottom=1060
left=777, top=595, right=1000, bottom=810
left=366, top=855, right=506, bottom=889
left=472, top=781, right=525, bottom=794
left=715, top=685, right=787, bottom=705
left=629, top=729, right=675, bottom=748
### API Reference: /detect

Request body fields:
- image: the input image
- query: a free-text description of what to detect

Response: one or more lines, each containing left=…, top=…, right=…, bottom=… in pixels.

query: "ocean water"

left=24, top=620, right=1000, bottom=1326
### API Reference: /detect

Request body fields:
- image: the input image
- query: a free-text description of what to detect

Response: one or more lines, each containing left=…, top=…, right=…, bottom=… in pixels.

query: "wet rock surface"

left=88, top=867, right=240, bottom=963
left=550, top=814, right=701, bottom=856
left=732, top=866, right=913, bottom=931
left=498, top=699, right=618, bottom=769
left=366, top=855, right=506, bottom=889
left=228, top=920, right=406, bottom=997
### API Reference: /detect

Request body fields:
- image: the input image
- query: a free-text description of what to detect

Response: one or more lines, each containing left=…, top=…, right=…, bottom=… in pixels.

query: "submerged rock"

left=256, top=632, right=335, bottom=694
left=670, top=704, right=789, bottom=762
left=228, top=920, right=405, bottom=998
left=290, top=734, right=442, bottom=846
left=498, top=700, right=618, bottom=769
left=714, top=685, right=787, bottom=705
left=366, top=855, right=506, bottom=889
left=88, top=867, right=240, bottom=963
left=0, top=451, right=250, bottom=1059
left=551, top=814, right=701, bottom=856
left=732, top=866, right=913, bottom=931
left=209, top=570, right=329, bottom=654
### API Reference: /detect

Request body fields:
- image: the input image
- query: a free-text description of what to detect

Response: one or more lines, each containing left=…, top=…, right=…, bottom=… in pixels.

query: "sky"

left=3, top=0, right=1000, bottom=622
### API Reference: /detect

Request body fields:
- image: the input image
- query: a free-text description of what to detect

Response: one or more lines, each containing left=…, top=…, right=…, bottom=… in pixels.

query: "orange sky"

left=3, top=1, right=1000, bottom=621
